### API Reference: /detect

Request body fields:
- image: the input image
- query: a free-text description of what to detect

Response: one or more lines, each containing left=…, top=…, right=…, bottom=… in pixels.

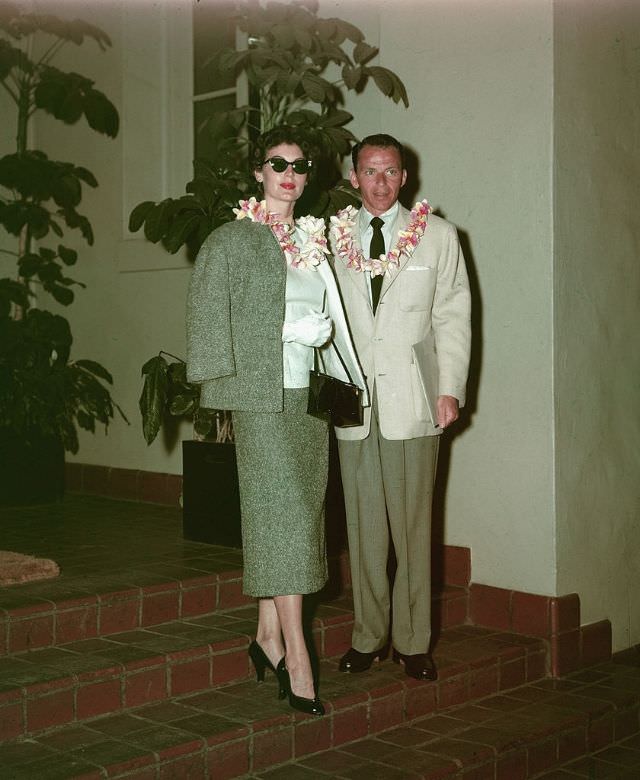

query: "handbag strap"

left=313, top=287, right=356, bottom=384
left=313, top=341, right=355, bottom=385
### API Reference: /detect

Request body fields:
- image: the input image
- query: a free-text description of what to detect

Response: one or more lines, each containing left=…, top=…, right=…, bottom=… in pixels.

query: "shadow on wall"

left=402, top=141, right=483, bottom=559
left=432, top=225, right=482, bottom=562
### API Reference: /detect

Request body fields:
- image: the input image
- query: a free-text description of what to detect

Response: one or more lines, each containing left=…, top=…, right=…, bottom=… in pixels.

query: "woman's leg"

left=255, top=598, right=285, bottom=668
left=273, top=593, right=315, bottom=699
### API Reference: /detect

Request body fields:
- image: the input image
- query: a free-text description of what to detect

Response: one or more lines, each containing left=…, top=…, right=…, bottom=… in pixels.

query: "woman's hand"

left=282, top=312, right=332, bottom=347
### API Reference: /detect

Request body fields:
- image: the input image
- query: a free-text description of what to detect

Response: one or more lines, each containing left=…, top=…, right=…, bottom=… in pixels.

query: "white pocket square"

left=405, top=265, right=433, bottom=271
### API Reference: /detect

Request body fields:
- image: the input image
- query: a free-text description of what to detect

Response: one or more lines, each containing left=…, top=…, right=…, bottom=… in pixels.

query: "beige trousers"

left=338, top=407, right=439, bottom=656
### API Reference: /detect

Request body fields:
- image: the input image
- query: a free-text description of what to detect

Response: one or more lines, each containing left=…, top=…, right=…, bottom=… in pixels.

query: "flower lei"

left=330, top=199, right=432, bottom=277
left=233, top=197, right=330, bottom=270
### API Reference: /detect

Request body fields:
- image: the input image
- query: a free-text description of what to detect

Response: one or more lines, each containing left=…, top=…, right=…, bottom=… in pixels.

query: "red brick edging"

left=470, top=583, right=612, bottom=675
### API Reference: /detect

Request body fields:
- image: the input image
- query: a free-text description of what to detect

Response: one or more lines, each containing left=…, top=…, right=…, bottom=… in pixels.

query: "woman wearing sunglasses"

left=187, top=126, right=367, bottom=716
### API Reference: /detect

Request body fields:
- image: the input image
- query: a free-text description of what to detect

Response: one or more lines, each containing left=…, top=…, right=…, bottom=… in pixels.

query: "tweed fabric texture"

left=233, top=389, right=329, bottom=597
left=187, top=219, right=368, bottom=412
left=187, top=220, right=287, bottom=412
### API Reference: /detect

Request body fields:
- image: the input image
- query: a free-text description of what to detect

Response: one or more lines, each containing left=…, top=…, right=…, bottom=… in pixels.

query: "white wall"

left=332, top=0, right=557, bottom=594
left=29, top=0, right=194, bottom=475
left=553, top=0, right=640, bottom=650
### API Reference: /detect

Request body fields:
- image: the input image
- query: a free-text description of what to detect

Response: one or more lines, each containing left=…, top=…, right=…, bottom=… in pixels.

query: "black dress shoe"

left=248, top=640, right=286, bottom=699
left=392, top=649, right=437, bottom=681
left=339, top=646, right=386, bottom=673
left=276, top=659, right=325, bottom=716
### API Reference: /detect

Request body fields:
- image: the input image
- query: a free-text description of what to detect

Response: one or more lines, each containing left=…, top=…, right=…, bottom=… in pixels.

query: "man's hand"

left=437, top=395, right=459, bottom=429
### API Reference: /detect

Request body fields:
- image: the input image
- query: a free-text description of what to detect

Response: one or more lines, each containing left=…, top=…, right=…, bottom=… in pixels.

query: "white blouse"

left=282, top=261, right=327, bottom=389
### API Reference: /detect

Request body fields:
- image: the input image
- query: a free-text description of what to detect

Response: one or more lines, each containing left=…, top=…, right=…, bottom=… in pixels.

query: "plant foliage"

left=139, top=352, right=226, bottom=446
left=133, top=0, right=409, bottom=444
left=130, top=0, right=408, bottom=257
left=0, top=0, right=125, bottom=454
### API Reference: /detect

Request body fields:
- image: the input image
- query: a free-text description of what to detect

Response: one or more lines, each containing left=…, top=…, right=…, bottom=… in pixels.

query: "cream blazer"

left=332, top=205, right=471, bottom=441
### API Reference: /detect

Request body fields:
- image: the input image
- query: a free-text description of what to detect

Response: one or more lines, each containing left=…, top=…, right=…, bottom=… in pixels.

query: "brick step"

left=0, top=548, right=469, bottom=655
left=0, top=544, right=253, bottom=655
left=254, top=658, right=640, bottom=779
left=0, top=586, right=468, bottom=742
left=0, top=625, right=548, bottom=778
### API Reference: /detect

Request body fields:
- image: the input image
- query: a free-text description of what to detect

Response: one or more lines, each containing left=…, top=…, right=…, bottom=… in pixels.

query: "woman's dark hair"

left=351, top=133, right=405, bottom=170
left=250, top=126, right=315, bottom=174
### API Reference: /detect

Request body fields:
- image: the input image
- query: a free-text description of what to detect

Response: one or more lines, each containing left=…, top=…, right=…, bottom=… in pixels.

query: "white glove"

left=282, top=312, right=332, bottom=348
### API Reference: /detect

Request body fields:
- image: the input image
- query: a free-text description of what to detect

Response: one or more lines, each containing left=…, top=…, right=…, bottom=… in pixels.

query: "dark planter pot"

left=182, top=440, right=242, bottom=548
left=0, top=429, right=65, bottom=506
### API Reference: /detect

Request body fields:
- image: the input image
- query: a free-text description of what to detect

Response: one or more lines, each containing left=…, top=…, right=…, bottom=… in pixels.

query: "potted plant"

left=0, top=2, right=125, bottom=505
left=134, top=0, right=408, bottom=544
left=139, top=350, right=241, bottom=546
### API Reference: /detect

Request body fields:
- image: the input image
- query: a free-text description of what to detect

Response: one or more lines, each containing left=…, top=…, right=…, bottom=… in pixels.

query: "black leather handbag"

left=307, top=345, right=364, bottom=428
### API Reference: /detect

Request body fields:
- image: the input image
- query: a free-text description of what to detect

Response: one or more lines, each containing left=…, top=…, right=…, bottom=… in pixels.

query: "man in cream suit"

left=331, top=134, right=471, bottom=680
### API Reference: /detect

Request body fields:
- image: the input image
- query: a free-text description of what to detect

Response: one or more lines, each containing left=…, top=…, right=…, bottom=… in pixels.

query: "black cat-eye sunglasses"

left=262, top=156, right=312, bottom=174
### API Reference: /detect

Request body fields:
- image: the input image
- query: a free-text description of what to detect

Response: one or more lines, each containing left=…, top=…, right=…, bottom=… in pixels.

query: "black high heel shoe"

left=276, top=659, right=325, bottom=716
left=248, top=640, right=286, bottom=699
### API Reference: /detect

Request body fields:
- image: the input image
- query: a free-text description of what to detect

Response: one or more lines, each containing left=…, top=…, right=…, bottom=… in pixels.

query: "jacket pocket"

left=399, top=267, right=434, bottom=311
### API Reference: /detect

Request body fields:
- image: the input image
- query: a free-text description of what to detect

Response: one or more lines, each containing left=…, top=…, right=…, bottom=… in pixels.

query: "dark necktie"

left=369, top=216, right=385, bottom=313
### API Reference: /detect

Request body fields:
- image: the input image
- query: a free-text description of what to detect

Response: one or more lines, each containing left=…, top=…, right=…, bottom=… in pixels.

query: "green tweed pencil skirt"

left=232, top=388, right=329, bottom=597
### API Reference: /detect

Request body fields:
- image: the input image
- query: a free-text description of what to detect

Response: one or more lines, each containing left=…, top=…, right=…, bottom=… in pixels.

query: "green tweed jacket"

left=186, top=218, right=368, bottom=413
left=186, top=219, right=287, bottom=412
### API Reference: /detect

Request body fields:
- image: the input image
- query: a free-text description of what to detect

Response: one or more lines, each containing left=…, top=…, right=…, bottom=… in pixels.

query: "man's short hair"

left=351, top=134, right=405, bottom=170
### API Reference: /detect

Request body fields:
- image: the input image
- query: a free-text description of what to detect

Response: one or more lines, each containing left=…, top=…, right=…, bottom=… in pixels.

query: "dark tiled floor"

left=2, top=494, right=207, bottom=573
left=0, top=495, right=243, bottom=608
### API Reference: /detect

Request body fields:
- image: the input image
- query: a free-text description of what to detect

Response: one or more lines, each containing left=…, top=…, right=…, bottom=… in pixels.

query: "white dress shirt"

left=358, top=202, right=399, bottom=307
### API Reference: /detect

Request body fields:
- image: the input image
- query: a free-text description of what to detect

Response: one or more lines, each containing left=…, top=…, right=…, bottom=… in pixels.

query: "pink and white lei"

left=233, top=197, right=330, bottom=270
left=330, top=199, right=432, bottom=277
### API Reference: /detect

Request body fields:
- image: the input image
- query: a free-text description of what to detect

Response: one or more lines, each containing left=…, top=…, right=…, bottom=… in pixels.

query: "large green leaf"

left=82, top=88, right=120, bottom=137
left=353, top=41, right=377, bottom=65
left=164, top=212, right=204, bottom=255
left=0, top=278, right=30, bottom=315
left=143, top=199, right=173, bottom=244
left=59, top=207, right=94, bottom=244
left=301, top=73, right=331, bottom=103
left=50, top=285, right=74, bottom=306
left=169, top=394, right=195, bottom=416
left=139, top=354, right=169, bottom=445
left=0, top=201, right=51, bottom=238
left=128, top=201, right=155, bottom=233
left=74, top=359, right=113, bottom=384
left=0, top=153, right=97, bottom=208
left=58, top=244, right=78, bottom=266
left=366, top=65, right=409, bottom=107
left=17, top=252, right=42, bottom=278
left=0, top=36, right=29, bottom=79
left=34, top=66, right=119, bottom=136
